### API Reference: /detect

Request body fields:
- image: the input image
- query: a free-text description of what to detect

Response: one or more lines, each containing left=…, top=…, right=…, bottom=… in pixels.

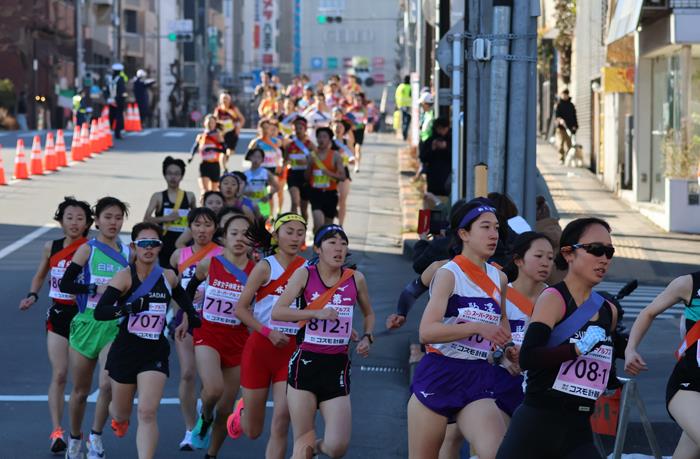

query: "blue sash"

left=293, top=137, right=310, bottom=156
left=127, top=265, right=164, bottom=304
left=546, top=291, right=606, bottom=347
left=334, top=139, right=354, bottom=158
left=215, top=255, right=248, bottom=285
left=88, top=239, right=128, bottom=267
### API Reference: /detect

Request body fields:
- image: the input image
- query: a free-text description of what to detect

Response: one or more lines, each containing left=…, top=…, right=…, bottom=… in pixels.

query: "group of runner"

left=188, top=73, right=371, bottom=231
left=22, top=185, right=375, bottom=459
left=387, top=197, right=700, bottom=459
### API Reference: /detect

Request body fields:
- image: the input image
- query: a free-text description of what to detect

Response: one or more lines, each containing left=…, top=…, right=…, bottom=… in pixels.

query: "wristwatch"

left=361, top=333, right=374, bottom=344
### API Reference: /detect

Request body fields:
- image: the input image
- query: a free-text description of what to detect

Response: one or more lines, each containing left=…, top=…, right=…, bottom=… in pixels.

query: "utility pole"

left=76, top=0, right=84, bottom=88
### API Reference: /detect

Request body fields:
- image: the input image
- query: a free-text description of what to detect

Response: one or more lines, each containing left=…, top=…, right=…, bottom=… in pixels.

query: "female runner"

left=271, top=224, right=376, bottom=459
left=185, top=215, right=255, bottom=458
left=284, top=117, right=314, bottom=221
left=19, top=197, right=92, bottom=454
left=220, top=172, right=258, bottom=221
left=189, top=114, right=226, bottom=194
left=59, top=197, right=131, bottom=459
left=496, top=217, right=618, bottom=459
left=175, top=191, right=225, bottom=249
left=249, top=119, right=284, bottom=216
left=226, top=213, right=308, bottom=459
left=407, top=200, right=513, bottom=459
left=625, top=271, right=700, bottom=458
left=348, top=93, right=368, bottom=173
left=214, top=92, right=245, bottom=164
left=169, top=207, right=222, bottom=450
left=331, top=119, right=355, bottom=226
left=306, top=127, right=346, bottom=233
left=94, top=222, right=201, bottom=459
left=244, top=147, right=279, bottom=219
left=143, top=156, right=196, bottom=268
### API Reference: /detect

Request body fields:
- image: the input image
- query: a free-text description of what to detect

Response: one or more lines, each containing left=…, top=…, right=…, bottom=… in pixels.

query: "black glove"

left=124, top=296, right=149, bottom=315
left=87, top=283, right=98, bottom=297
left=187, top=310, right=202, bottom=329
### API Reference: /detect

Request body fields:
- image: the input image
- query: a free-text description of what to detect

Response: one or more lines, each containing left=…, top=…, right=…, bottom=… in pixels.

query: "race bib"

left=49, top=267, right=74, bottom=301
left=127, top=302, right=167, bottom=340
left=313, top=169, right=330, bottom=189
left=164, top=208, right=189, bottom=233
left=203, top=286, right=241, bottom=326
left=221, top=119, right=234, bottom=132
left=86, top=275, right=111, bottom=309
left=510, top=319, right=527, bottom=346
left=553, top=343, right=613, bottom=400
left=303, top=304, right=353, bottom=346
left=453, top=305, right=500, bottom=360
left=269, top=303, right=301, bottom=335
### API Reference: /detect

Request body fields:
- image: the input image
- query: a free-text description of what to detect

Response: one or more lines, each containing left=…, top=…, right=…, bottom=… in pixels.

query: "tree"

left=554, top=0, right=576, bottom=85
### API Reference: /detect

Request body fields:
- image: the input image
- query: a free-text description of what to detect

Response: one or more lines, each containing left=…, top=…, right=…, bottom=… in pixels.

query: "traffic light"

left=168, top=32, right=193, bottom=42
left=317, top=15, right=342, bottom=24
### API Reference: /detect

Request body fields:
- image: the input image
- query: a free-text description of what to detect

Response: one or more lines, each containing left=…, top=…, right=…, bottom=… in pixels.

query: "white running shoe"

left=86, top=433, right=105, bottom=459
left=65, top=438, right=83, bottom=459
left=179, top=430, right=193, bottom=451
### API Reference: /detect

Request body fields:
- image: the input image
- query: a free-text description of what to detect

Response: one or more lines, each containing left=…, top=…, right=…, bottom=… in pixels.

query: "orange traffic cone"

left=105, top=116, right=113, bottom=148
left=71, top=126, right=83, bottom=161
left=13, top=139, right=29, bottom=180
left=44, top=132, right=58, bottom=172
left=89, top=119, right=99, bottom=154
left=80, top=122, right=91, bottom=158
left=101, top=105, right=109, bottom=119
left=30, top=135, right=44, bottom=175
left=56, top=129, right=68, bottom=167
left=133, top=104, right=142, bottom=131
left=99, top=117, right=108, bottom=151
left=0, top=145, right=7, bottom=185
left=123, top=104, right=131, bottom=131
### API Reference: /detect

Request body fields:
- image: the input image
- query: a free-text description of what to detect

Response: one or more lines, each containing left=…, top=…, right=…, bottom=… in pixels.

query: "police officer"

left=106, top=63, right=128, bottom=139
left=133, top=69, right=155, bottom=128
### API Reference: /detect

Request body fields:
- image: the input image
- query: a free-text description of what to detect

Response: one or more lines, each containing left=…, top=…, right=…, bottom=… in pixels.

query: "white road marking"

left=0, top=393, right=274, bottom=407
left=163, top=132, right=186, bottom=137
left=597, top=281, right=682, bottom=320
left=0, top=223, right=55, bottom=260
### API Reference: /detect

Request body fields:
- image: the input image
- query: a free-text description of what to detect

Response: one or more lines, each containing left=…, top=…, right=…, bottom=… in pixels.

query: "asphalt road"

left=0, top=127, right=687, bottom=457
left=0, top=129, right=416, bottom=458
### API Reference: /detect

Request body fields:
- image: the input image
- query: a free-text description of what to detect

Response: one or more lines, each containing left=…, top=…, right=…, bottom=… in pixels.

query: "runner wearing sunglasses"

left=625, top=271, right=700, bottom=458
left=19, top=197, right=92, bottom=454
left=169, top=207, right=222, bottom=450
left=226, top=213, right=308, bottom=458
left=184, top=215, right=255, bottom=457
left=271, top=224, right=375, bottom=459
left=93, top=222, right=201, bottom=459
left=59, top=197, right=131, bottom=459
left=407, top=199, right=512, bottom=459
left=496, top=217, right=619, bottom=459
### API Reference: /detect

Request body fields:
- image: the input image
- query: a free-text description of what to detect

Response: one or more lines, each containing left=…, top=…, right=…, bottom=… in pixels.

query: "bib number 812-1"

left=308, top=318, right=348, bottom=335
left=561, top=359, right=607, bottom=383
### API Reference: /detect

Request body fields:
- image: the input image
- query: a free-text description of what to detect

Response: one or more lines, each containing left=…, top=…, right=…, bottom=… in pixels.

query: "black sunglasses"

left=134, top=238, right=163, bottom=249
left=570, top=243, right=615, bottom=259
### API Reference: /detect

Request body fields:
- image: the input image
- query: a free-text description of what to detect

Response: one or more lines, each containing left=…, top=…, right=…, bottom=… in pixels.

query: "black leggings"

left=496, top=403, right=601, bottom=459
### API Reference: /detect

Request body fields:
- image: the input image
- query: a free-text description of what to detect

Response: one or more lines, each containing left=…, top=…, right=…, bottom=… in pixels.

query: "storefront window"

left=650, top=53, right=682, bottom=204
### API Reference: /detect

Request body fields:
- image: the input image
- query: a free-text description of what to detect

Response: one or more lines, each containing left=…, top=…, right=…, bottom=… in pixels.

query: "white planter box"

left=665, top=177, right=700, bottom=233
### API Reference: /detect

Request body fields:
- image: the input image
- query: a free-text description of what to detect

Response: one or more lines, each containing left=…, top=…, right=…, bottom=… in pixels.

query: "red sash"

left=256, top=256, right=305, bottom=302
left=676, top=321, right=700, bottom=361
left=49, top=237, right=88, bottom=267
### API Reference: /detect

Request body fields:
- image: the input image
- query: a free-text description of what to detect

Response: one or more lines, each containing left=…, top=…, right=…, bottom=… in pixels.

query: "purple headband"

left=458, top=206, right=497, bottom=229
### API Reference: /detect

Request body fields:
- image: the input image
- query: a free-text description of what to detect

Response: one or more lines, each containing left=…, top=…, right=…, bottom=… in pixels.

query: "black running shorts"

left=46, top=303, right=79, bottom=339
left=287, top=349, right=350, bottom=403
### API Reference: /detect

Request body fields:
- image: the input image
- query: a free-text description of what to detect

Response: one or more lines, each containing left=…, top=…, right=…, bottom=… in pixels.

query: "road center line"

left=0, top=223, right=55, bottom=260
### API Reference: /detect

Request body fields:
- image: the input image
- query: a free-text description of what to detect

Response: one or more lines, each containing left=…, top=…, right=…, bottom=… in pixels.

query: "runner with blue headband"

left=407, top=198, right=514, bottom=459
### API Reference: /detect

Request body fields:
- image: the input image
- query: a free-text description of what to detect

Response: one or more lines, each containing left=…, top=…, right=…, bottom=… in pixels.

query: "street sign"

left=168, top=19, right=193, bottom=33
left=436, top=19, right=464, bottom=74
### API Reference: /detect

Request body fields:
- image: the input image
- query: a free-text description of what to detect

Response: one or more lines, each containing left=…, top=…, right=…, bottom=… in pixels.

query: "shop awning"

left=606, top=0, right=644, bottom=45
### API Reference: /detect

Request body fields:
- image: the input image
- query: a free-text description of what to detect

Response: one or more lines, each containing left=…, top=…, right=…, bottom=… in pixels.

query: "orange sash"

left=256, top=256, right=306, bottom=302
left=177, top=242, right=219, bottom=273
left=452, top=255, right=501, bottom=304
left=506, top=286, right=535, bottom=317
left=298, top=268, right=355, bottom=328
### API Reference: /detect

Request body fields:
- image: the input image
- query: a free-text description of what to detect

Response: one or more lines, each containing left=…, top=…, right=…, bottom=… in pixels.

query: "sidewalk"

left=537, top=139, right=700, bottom=285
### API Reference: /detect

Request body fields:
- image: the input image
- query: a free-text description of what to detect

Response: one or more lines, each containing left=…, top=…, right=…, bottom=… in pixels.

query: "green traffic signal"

left=317, top=15, right=327, bottom=24
left=168, top=32, right=177, bottom=42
